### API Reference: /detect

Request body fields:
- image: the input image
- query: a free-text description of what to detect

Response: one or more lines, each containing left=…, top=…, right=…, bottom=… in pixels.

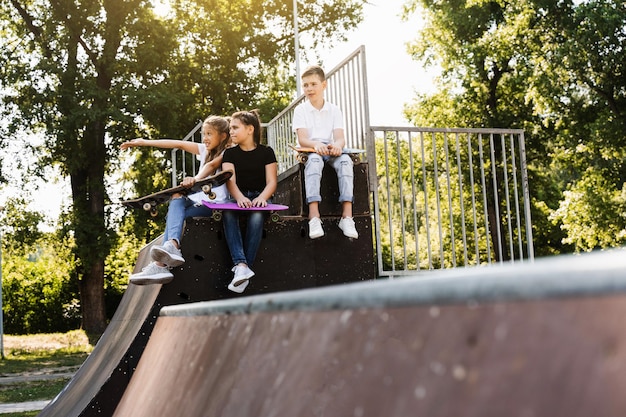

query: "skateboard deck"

left=288, top=144, right=365, bottom=163
left=203, top=201, right=289, bottom=222
left=122, top=169, right=233, bottom=216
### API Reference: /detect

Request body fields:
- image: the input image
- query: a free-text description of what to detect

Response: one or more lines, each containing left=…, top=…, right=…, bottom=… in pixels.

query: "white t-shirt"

left=188, top=143, right=229, bottom=203
left=292, top=100, right=344, bottom=144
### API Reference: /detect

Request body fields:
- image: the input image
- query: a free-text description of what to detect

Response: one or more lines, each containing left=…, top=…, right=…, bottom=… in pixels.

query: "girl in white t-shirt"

left=121, top=115, right=231, bottom=284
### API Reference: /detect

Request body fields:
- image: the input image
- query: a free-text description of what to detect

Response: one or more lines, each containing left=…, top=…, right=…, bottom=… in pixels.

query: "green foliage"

left=103, top=229, right=143, bottom=317
left=403, top=0, right=626, bottom=254
left=550, top=169, right=626, bottom=251
left=2, top=238, right=80, bottom=334
left=0, top=200, right=131, bottom=332
left=0, top=198, right=46, bottom=249
left=0, top=0, right=366, bottom=332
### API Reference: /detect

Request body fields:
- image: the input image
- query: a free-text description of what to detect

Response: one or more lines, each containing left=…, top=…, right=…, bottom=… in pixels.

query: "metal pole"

left=293, top=0, right=301, bottom=97
left=0, top=205, right=4, bottom=359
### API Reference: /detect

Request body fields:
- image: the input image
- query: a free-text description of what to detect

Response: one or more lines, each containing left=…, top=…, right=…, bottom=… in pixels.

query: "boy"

left=292, top=65, right=358, bottom=239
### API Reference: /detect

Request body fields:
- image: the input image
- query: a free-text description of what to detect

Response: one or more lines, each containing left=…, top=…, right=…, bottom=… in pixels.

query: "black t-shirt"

left=223, top=145, right=277, bottom=193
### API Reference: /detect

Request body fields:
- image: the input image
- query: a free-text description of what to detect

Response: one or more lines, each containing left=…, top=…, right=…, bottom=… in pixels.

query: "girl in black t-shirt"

left=222, top=110, right=277, bottom=293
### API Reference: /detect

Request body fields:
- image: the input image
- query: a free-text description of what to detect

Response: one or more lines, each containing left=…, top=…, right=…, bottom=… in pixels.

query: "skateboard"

left=288, top=144, right=365, bottom=164
left=203, top=201, right=289, bottom=223
left=122, top=169, right=233, bottom=217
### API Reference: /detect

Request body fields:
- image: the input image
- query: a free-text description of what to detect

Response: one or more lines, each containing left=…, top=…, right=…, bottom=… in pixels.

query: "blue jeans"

left=223, top=191, right=267, bottom=267
left=304, top=153, right=354, bottom=204
left=164, top=197, right=213, bottom=244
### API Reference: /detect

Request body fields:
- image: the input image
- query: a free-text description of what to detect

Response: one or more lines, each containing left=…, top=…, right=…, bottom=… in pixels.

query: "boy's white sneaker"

left=228, top=265, right=254, bottom=293
left=308, top=217, right=324, bottom=239
left=151, top=240, right=185, bottom=267
left=129, top=262, right=174, bottom=285
left=338, top=217, right=359, bottom=239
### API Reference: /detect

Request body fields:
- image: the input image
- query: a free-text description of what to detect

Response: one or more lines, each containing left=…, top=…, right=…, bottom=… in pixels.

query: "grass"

left=0, top=330, right=93, bottom=417
left=0, top=378, right=70, bottom=403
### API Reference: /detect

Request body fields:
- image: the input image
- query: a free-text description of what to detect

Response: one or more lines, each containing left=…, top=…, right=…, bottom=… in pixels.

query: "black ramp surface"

left=37, top=159, right=375, bottom=416
left=37, top=215, right=374, bottom=416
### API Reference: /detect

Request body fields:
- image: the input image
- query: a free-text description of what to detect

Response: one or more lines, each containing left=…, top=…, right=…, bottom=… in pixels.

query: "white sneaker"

left=129, top=262, right=174, bottom=285
left=151, top=240, right=185, bottom=267
left=338, top=217, right=359, bottom=239
left=308, top=217, right=324, bottom=239
left=228, top=265, right=255, bottom=293
left=228, top=279, right=250, bottom=294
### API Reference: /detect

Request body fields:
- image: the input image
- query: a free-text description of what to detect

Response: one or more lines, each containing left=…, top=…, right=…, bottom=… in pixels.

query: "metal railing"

left=267, top=46, right=371, bottom=177
left=169, top=120, right=204, bottom=185
left=171, top=45, right=534, bottom=277
left=371, top=127, right=533, bottom=276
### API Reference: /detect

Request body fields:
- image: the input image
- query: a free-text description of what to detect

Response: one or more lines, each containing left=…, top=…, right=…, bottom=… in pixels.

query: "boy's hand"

left=313, top=143, right=329, bottom=156
left=327, top=143, right=342, bottom=156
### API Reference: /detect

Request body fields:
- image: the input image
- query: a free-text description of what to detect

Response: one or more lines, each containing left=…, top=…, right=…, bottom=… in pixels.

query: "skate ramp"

left=114, top=249, right=626, bottom=417
left=38, top=214, right=374, bottom=417
left=37, top=238, right=163, bottom=417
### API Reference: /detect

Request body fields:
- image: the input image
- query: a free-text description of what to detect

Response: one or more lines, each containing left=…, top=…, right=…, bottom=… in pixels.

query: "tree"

left=402, top=0, right=626, bottom=255
left=0, top=0, right=365, bottom=334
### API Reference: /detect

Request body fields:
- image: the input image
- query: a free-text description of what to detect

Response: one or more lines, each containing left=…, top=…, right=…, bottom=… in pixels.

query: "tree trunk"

left=79, top=260, right=107, bottom=335
left=70, top=119, right=110, bottom=335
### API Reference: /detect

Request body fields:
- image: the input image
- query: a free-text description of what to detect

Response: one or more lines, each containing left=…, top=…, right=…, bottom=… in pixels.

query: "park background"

left=0, top=0, right=624, bottom=336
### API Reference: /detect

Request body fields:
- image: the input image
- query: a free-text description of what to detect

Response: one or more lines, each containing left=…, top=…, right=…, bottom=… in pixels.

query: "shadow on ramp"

left=114, top=250, right=626, bottom=417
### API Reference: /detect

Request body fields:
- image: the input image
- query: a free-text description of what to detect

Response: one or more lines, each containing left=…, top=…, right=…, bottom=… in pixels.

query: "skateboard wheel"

left=150, top=209, right=158, bottom=217
left=270, top=213, right=280, bottom=222
left=212, top=211, right=222, bottom=221
left=201, top=184, right=216, bottom=199
left=142, top=202, right=152, bottom=211
left=297, top=154, right=308, bottom=164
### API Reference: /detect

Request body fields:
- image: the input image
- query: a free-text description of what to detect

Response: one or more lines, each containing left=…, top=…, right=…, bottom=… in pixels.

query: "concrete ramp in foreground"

left=114, top=249, right=626, bottom=417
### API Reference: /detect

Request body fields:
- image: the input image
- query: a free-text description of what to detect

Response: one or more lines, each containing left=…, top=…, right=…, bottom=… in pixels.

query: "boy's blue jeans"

left=164, top=196, right=213, bottom=244
left=223, top=191, right=267, bottom=267
left=304, top=153, right=354, bottom=204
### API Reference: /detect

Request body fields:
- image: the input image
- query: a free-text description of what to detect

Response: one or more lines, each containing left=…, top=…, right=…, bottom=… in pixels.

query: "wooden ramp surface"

left=114, top=249, right=626, bottom=417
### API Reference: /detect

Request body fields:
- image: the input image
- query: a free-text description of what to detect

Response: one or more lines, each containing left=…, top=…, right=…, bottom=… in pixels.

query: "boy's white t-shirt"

left=292, top=100, right=344, bottom=144
left=188, top=143, right=229, bottom=204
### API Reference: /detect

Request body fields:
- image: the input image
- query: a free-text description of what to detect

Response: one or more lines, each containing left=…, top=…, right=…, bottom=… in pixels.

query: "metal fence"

left=267, top=46, right=370, bottom=176
left=371, top=127, right=533, bottom=276
left=171, top=45, right=534, bottom=277
left=169, top=120, right=204, bottom=186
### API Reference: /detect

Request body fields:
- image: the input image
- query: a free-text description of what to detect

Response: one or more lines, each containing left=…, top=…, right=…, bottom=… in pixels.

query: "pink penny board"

left=203, top=202, right=288, bottom=211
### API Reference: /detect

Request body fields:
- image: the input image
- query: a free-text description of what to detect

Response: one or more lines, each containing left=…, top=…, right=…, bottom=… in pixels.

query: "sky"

left=312, top=0, right=437, bottom=126
left=1, top=0, right=436, bottom=226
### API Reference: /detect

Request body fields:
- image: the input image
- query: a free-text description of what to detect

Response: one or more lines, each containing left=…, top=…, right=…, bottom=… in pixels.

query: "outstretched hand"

left=120, top=138, right=147, bottom=150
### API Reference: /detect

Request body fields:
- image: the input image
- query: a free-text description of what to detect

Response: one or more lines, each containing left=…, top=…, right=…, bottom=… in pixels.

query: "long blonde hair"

left=203, top=115, right=231, bottom=161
